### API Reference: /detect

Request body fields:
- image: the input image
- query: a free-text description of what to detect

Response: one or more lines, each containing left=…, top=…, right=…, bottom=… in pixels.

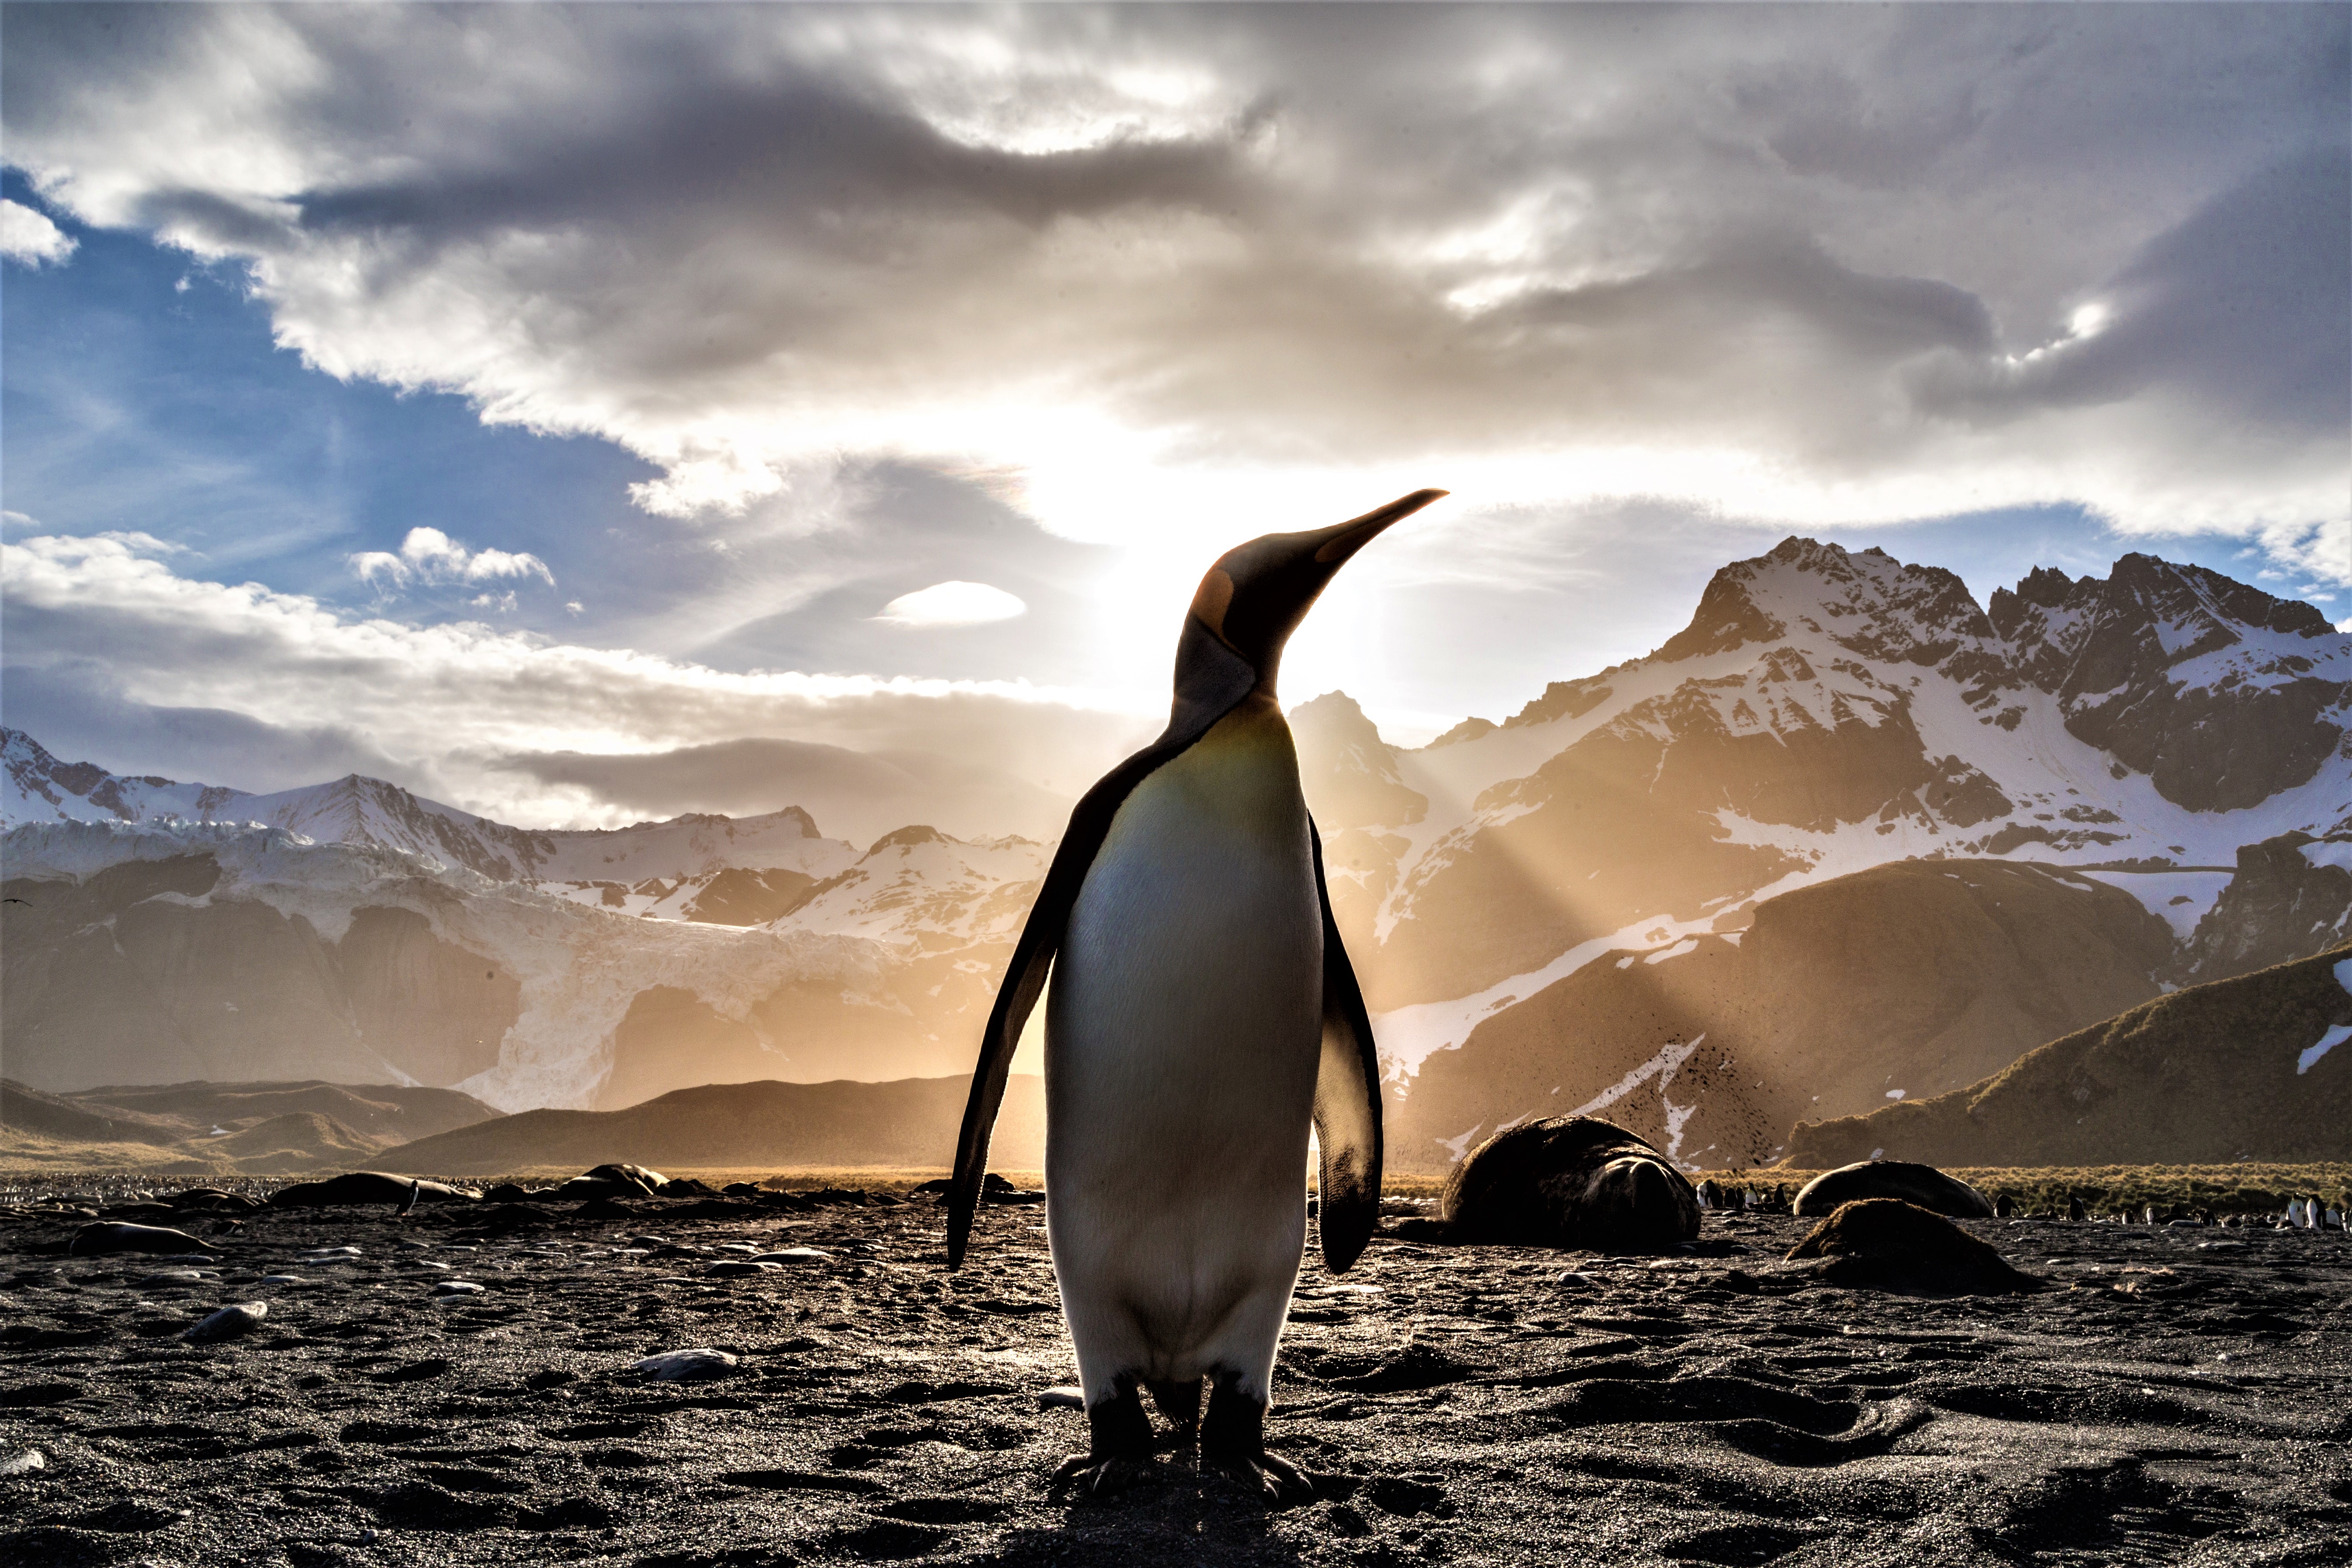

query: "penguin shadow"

left=991, top=1450, right=1320, bottom=1567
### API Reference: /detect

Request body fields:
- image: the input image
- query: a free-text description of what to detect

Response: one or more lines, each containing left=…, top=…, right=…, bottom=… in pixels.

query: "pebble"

left=139, top=1270, right=215, bottom=1287
left=1037, top=1386, right=1086, bottom=1409
left=182, top=1301, right=268, bottom=1344
left=1557, top=1271, right=1598, bottom=1286
left=259, top=1275, right=315, bottom=1287
left=707, top=1260, right=779, bottom=1277
left=632, top=1347, right=737, bottom=1381
left=433, top=1280, right=486, bottom=1296
left=752, top=1248, right=829, bottom=1266
left=0, top=1450, right=46, bottom=1476
left=714, top=1242, right=763, bottom=1255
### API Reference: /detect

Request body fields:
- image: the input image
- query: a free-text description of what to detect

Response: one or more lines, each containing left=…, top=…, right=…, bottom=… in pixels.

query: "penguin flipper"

left=1309, top=818, right=1384, bottom=1273
left=947, top=629, right=1261, bottom=1269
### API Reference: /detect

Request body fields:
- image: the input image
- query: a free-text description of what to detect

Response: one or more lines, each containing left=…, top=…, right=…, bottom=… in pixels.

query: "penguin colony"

left=949, top=489, right=1445, bottom=1499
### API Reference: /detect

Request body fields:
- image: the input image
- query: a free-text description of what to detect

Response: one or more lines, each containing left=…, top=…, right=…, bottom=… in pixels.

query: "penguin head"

left=1181, top=487, right=1446, bottom=698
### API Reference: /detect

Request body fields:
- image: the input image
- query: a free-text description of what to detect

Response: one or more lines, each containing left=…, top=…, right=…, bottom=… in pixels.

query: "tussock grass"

left=8, top=1157, right=2343, bottom=1216
left=1706, top=1162, right=2352, bottom=1215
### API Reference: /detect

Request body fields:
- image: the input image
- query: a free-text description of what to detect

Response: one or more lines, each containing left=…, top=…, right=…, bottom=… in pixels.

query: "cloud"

left=0, top=4, right=2338, bottom=575
left=874, top=580, right=1028, bottom=628
left=0, top=197, right=75, bottom=266
left=2, top=531, right=1156, bottom=828
left=349, top=526, right=554, bottom=590
left=496, top=738, right=1072, bottom=847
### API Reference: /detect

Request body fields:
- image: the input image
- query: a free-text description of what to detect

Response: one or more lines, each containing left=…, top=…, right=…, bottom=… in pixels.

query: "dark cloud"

left=1919, top=147, right=2351, bottom=433
left=5, top=4, right=2338, bottom=532
left=495, top=737, right=1073, bottom=848
left=0, top=657, right=425, bottom=796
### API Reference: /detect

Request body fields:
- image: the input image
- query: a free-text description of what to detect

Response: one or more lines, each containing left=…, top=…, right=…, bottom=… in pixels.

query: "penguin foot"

left=1202, top=1444, right=1313, bottom=1505
left=1050, top=1452, right=1157, bottom=1500
left=1051, top=1380, right=1157, bottom=1500
left=1199, top=1369, right=1314, bottom=1505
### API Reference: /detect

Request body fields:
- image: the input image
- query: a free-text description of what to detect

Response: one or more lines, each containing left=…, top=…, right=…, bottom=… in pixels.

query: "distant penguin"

left=2067, top=1195, right=2085, bottom=1223
left=1994, top=1193, right=2015, bottom=1219
left=1696, top=1179, right=1723, bottom=1210
left=948, top=488, right=1446, bottom=1499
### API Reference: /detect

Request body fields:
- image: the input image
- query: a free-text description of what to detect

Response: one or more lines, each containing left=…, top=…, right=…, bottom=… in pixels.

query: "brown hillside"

left=0, top=1079, right=187, bottom=1143
left=377, top=1074, right=1047, bottom=1175
left=206, top=1111, right=387, bottom=1171
left=1394, top=858, right=2172, bottom=1171
left=68, top=1080, right=502, bottom=1143
left=1785, top=945, right=2352, bottom=1167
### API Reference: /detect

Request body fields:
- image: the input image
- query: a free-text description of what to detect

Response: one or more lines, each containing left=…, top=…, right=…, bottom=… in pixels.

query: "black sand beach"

left=3, top=1186, right=2348, bottom=1566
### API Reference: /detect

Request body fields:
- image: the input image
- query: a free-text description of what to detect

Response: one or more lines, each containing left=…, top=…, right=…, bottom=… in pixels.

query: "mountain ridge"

left=6, top=537, right=2345, bottom=1150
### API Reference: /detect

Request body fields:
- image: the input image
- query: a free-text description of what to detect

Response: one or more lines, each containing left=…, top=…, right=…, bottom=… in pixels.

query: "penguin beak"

left=1310, top=488, right=1449, bottom=567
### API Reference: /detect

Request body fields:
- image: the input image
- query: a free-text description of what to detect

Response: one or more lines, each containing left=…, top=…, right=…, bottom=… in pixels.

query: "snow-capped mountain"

left=4, top=728, right=852, bottom=893
left=3, top=731, right=1045, bottom=1112
left=1290, top=538, right=2351, bottom=1168
left=0, top=815, right=1041, bottom=1113
left=4, top=538, right=2344, bottom=1155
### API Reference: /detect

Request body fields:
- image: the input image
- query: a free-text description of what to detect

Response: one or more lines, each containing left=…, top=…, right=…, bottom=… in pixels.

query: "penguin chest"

left=1047, top=705, right=1323, bottom=1174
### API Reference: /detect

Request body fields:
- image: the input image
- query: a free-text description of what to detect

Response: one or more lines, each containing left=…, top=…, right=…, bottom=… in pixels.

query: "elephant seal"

left=1786, top=1199, right=2040, bottom=1296
left=1441, top=1117, right=1700, bottom=1253
left=69, top=1221, right=210, bottom=1257
left=1792, top=1160, right=1993, bottom=1220
left=550, top=1164, right=670, bottom=1200
left=269, top=1173, right=480, bottom=1209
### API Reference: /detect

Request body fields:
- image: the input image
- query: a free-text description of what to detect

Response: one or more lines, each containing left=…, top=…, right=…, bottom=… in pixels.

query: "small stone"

left=433, top=1280, right=486, bottom=1295
left=258, top=1275, right=315, bottom=1287
left=632, top=1347, right=738, bottom=1381
left=713, top=1242, right=762, bottom=1255
left=0, top=1449, right=46, bottom=1476
left=138, top=1270, right=214, bottom=1287
left=706, top=1260, right=779, bottom=1278
left=751, top=1248, right=829, bottom=1266
left=1037, top=1386, right=1085, bottom=1410
left=182, top=1301, right=268, bottom=1344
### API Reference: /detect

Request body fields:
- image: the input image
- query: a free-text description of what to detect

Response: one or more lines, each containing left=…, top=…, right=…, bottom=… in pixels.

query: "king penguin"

left=947, top=487, right=1446, bottom=1498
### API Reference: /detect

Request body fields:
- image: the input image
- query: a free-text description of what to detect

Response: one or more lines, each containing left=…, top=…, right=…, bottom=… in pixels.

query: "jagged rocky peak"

left=2, top=726, right=245, bottom=826
left=1658, top=537, right=1997, bottom=667
left=1992, top=553, right=2350, bottom=812
left=1289, top=693, right=1427, bottom=826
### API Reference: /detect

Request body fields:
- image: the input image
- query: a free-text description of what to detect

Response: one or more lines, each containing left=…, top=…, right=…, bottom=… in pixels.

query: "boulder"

left=1439, top=1117, right=1700, bottom=1253
left=1786, top=1198, right=2041, bottom=1295
left=1792, top=1160, right=1993, bottom=1219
